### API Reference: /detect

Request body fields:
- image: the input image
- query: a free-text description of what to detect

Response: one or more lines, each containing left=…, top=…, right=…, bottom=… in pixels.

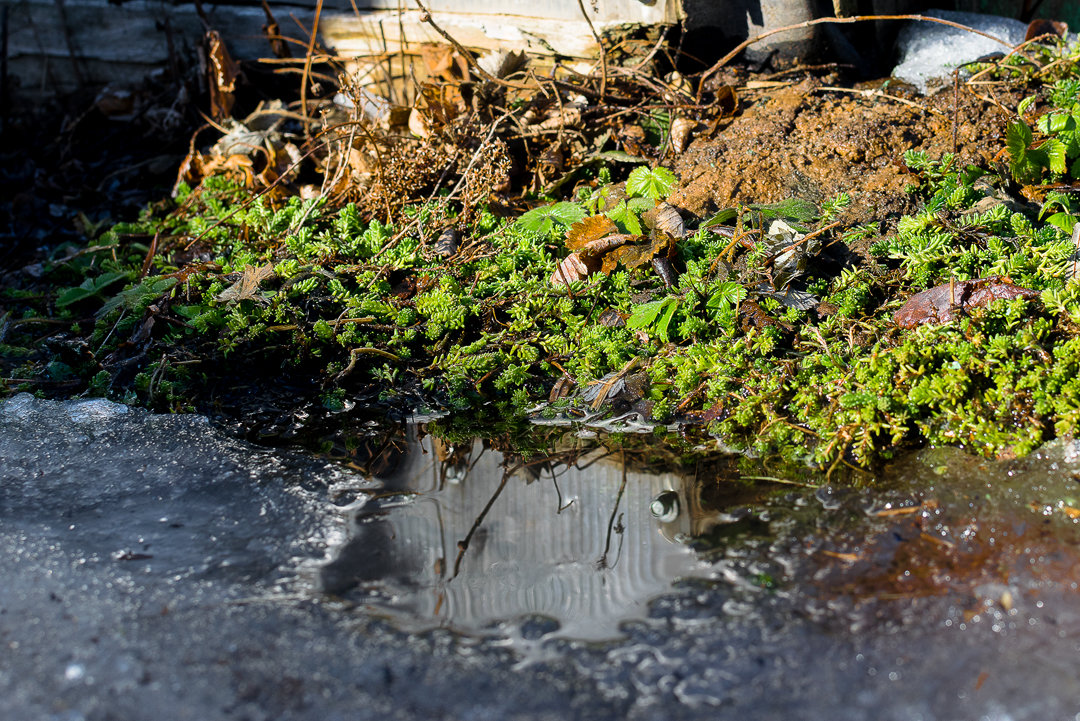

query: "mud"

left=671, top=75, right=1017, bottom=225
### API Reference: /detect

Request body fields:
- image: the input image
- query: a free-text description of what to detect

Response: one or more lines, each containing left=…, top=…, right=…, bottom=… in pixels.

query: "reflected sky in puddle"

left=313, top=429, right=742, bottom=639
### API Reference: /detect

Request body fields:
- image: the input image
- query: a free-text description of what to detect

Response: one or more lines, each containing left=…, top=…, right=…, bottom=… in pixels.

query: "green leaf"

left=1046, top=212, right=1077, bottom=235
left=626, top=166, right=677, bottom=200
left=655, top=298, right=678, bottom=342
left=750, top=198, right=818, bottom=222
left=626, top=298, right=669, bottom=329
left=605, top=200, right=643, bottom=235
left=516, top=202, right=586, bottom=235
left=55, top=284, right=98, bottom=308
left=1018, top=95, right=1037, bottom=116
left=707, top=281, right=748, bottom=310
left=1006, top=120, right=1035, bottom=181
left=55, top=272, right=129, bottom=308
left=98, top=277, right=177, bottom=317
left=702, top=207, right=738, bottom=228
left=547, top=201, right=587, bottom=226
left=1044, top=138, right=1068, bottom=175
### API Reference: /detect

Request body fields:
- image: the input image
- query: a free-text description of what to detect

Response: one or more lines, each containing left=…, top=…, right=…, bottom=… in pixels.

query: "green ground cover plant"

left=7, top=37, right=1080, bottom=469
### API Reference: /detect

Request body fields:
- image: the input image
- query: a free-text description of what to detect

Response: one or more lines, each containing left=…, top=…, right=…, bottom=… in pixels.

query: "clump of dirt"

left=670, top=75, right=1017, bottom=225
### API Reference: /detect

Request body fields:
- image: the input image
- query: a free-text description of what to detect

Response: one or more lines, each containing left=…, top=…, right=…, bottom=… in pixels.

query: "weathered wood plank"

left=4, top=0, right=680, bottom=101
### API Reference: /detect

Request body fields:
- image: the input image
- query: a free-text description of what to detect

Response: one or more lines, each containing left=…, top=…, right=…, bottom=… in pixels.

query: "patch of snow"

left=893, top=10, right=1026, bottom=94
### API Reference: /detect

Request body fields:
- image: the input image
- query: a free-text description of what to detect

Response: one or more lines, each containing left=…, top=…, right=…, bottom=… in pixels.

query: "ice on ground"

left=893, top=10, right=1027, bottom=94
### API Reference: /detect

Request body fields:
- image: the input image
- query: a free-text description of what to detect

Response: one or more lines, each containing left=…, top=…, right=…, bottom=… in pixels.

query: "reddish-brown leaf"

left=893, top=277, right=1040, bottom=329
left=565, top=215, right=618, bottom=251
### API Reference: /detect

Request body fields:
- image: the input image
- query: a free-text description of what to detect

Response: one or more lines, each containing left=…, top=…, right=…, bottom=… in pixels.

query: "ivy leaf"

left=516, top=202, right=587, bottom=235
left=626, top=166, right=677, bottom=200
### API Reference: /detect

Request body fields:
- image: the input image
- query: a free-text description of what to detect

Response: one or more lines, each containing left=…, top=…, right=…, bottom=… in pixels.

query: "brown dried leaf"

left=598, top=230, right=675, bottom=276
left=174, top=150, right=203, bottom=194
left=893, top=277, right=1040, bottom=328
left=715, top=85, right=738, bottom=117
left=420, top=43, right=469, bottom=81
left=670, top=117, right=695, bottom=154
left=597, top=308, right=626, bottom=327
left=551, top=253, right=590, bottom=288
left=260, top=0, right=292, bottom=59
left=548, top=376, right=576, bottom=402
left=206, top=31, right=240, bottom=121
left=565, top=215, right=618, bottom=252
left=1026, top=19, right=1068, bottom=41
left=216, top=263, right=274, bottom=304
left=644, top=202, right=686, bottom=239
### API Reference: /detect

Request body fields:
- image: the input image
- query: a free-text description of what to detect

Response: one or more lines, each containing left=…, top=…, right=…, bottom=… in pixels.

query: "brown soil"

left=669, top=75, right=1019, bottom=226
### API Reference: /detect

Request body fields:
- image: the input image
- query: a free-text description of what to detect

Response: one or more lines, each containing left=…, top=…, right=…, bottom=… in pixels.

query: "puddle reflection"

left=315, top=429, right=731, bottom=639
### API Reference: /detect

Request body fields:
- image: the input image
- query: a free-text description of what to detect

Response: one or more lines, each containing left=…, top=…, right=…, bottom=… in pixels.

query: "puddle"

left=7, top=393, right=1080, bottom=719
left=313, top=430, right=734, bottom=639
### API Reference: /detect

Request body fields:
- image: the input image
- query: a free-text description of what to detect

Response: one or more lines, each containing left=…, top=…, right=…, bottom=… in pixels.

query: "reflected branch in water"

left=598, top=450, right=629, bottom=570
left=451, top=467, right=511, bottom=579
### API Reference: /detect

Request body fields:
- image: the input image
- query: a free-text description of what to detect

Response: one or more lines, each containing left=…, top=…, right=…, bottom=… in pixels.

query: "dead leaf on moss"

left=565, top=215, right=618, bottom=251
left=644, top=201, right=686, bottom=239
left=216, top=264, right=274, bottom=304
left=600, top=231, right=674, bottom=275
left=554, top=214, right=679, bottom=287
left=551, top=253, right=590, bottom=288
left=893, top=277, right=1040, bottom=328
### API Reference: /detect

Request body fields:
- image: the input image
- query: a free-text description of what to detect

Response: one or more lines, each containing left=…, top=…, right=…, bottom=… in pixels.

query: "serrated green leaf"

left=626, top=297, right=679, bottom=338
left=98, top=277, right=177, bottom=317
left=1018, top=95, right=1037, bottom=116
left=626, top=299, right=667, bottom=329
left=605, top=200, right=643, bottom=235
left=626, top=166, right=677, bottom=200
left=1006, top=120, right=1032, bottom=159
left=1046, top=212, right=1077, bottom=234
left=516, top=202, right=586, bottom=235
left=55, top=285, right=97, bottom=308
left=55, top=272, right=129, bottom=308
left=547, top=202, right=587, bottom=225
left=655, top=298, right=678, bottom=342
left=707, top=281, right=748, bottom=310
left=1044, top=138, right=1068, bottom=175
